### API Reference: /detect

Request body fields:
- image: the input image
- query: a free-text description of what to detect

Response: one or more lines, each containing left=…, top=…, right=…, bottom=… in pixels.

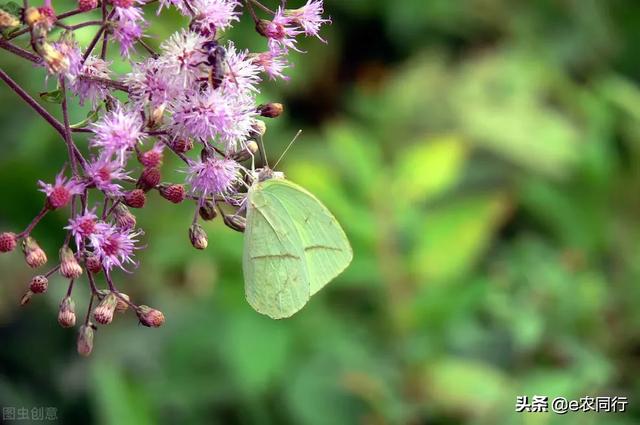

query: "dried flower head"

left=29, top=275, right=49, bottom=294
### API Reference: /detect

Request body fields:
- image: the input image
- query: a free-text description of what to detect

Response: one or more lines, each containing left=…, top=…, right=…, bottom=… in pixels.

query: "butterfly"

left=242, top=167, right=353, bottom=319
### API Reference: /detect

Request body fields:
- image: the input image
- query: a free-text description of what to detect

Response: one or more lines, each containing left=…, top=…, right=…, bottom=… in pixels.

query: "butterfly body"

left=242, top=171, right=353, bottom=319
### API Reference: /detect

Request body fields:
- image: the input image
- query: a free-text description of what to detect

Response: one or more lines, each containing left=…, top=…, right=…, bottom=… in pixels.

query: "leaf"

left=39, top=89, right=63, bottom=104
left=411, top=192, right=511, bottom=282
left=391, top=134, right=467, bottom=207
left=452, top=52, right=581, bottom=178
left=71, top=106, right=102, bottom=129
left=422, top=358, right=511, bottom=418
left=0, top=1, right=21, bottom=17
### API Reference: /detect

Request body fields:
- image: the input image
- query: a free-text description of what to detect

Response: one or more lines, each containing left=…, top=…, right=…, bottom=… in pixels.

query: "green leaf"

left=391, top=134, right=467, bottom=207
left=39, top=89, right=63, bottom=104
left=71, top=106, right=102, bottom=129
left=0, top=1, right=21, bottom=17
left=411, top=193, right=510, bottom=282
left=422, top=358, right=511, bottom=418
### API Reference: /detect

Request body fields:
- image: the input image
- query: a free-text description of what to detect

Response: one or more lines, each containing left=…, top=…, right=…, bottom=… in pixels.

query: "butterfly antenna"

left=274, top=130, right=302, bottom=170
left=258, top=134, right=269, bottom=168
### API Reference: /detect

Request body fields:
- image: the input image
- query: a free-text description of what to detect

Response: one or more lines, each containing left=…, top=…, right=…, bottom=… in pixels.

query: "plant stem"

left=78, top=75, right=130, bottom=92
left=0, top=40, right=42, bottom=64
left=0, top=68, right=87, bottom=165
left=60, top=77, right=82, bottom=174
left=17, top=205, right=48, bottom=238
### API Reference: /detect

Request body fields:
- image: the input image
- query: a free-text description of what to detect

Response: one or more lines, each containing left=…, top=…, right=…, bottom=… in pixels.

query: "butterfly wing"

left=260, top=179, right=353, bottom=296
left=243, top=184, right=311, bottom=319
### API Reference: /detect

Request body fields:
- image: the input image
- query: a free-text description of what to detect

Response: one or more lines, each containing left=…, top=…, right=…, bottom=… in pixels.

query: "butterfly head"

left=256, top=167, right=285, bottom=183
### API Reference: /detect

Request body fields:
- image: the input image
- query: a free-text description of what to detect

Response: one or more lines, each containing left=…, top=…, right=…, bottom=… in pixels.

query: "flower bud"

left=255, top=19, right=282, bottom=39
left=172, top=138, right=193, bottom=153
left=232, top=140, right=259, bottom=162
left=29, top=275, right=48, bottom=294
left=138, top=145, right=164, bottom=168
left=257, top=103, right=284, bottom=118
left=200, top=147, right=214, bottom=162
left=96, top=289, right=129, bottom=312
left=250, top=120, right=267, bottom=138
left=85, top=253, right=103, bottom=274
left=159, top=184, right=186, bottom=204
left=113, top=203, right=137, bottom=229
left=223, top=214, right=246, bottom=233
left=0, top=9, right=20, bottom=30
left=24, top=7, right=43, bottom=27
left=22, top=236, right=47, bottom=268
left=124, top=189, right=146, bottom=208
left=77, top=324, right=94, bottom=357
left=136, top=305, right=165, bottom=328
left=199, top=200, right=218, bottom=221
left=40, top=42, right=69, bottom=74
left=59, top=245, right=83, bottom=279
left=0, top=232, right=18, bottom=253
left=189, top=223, right=208, bottom=250
left=58, top=296, right=76, bottom=328
left=78, top=0, right=98, bottom=12
left=20, top=290, right=33, bottom=306
left=147, top=104, right=166, bottom=129
left=93, top=292, right=118, bottom=325
left=137, top=167, right=161, bottom=192
left=114, top=293, right=130, bottom=313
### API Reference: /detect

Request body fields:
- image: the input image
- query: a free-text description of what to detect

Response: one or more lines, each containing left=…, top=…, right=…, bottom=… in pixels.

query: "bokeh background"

left=2, top=0, right=640, bottom=423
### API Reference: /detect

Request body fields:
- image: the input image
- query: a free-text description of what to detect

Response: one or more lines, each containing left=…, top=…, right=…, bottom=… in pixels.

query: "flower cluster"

left=0, top=0, right=329, bottom=356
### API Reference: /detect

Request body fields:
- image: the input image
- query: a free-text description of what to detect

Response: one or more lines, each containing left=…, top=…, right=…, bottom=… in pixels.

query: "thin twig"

left=0, top=40, right=43, bottom=64
left=78, top=75, right=130, bottom=92
left=251, top=0, right=275, bottom=15
left=17, top=205, right=48, bottom=238
left=0, top=69, right=87, bottom=165
left=60, top=77, right=82, bottom=174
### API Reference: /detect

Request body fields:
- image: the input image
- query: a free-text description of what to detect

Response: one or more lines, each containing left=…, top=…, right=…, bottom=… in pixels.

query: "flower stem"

left=17, top=205, right=49, bottom=238
left=0, top=40, right=42, bottom=64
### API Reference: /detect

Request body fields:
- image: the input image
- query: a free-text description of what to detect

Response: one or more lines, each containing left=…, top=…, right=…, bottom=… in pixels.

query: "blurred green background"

left=2, top=0, right=640, bottom=423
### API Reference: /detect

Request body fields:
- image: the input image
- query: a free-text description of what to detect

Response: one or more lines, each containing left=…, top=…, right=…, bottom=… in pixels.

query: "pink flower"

left=112, top=1, right=144, bottom=22
left=85, top=156, right=130, bottom=195
left=157, top=0, right=183, bottom=14
left=169, top=88, right=256, bottom=149
left=158, top=29, right=208, bottom=88
left=189, top=0, right=240, bottom=37
left=38, top=171, right=84, bottom=209
left=285, top=0, right=330, bottom=41
left=90, top=104, right=144, bottom=163
left=186, top=156, right=241, bottom=199
left=253, top=50, right=291, bottom=80
left=47, top=40, right=82, bottom=77
left=126, top=58, right=177, bottom=108
left=113, top=14, right=146, bottom=57
left=65, top=209, right=98, bottom=248
left=69, top=56, right=111, bottom=106
left=260, top=8, right=303, bottom=54
left=222, top=42, right=262, bottom=95
left=90, top=223, right=142, bottom=271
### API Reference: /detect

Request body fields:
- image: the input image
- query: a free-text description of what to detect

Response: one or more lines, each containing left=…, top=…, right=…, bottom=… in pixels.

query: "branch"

left=0, top=39, right=43, bottom=64
left=0, top=68, right=86, bottom=165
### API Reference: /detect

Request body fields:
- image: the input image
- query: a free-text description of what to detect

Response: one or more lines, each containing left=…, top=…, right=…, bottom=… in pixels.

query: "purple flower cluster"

left=0, top=0, right=330, bottom=356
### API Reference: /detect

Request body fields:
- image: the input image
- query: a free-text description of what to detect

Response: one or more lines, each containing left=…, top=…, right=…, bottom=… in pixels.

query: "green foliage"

left=2, top=0, right=640, bottom=424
